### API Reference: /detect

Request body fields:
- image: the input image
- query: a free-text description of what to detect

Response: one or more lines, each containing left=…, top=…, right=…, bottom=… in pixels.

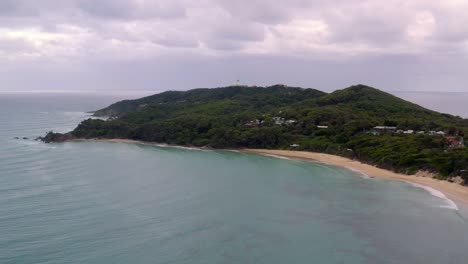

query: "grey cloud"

left=0, top=0, right=468, bottom=93
left=153, top=33, right=200, bottom=48
left=217, top=1, right=289, bottom=24
left=431, top=10, right=468, bottom=42
left=75, top=0, right=186, bottom=20
left=76, top=0, right=135, bottom=19
left=203, top=39, right=245, bottom=51
left=212, top=20, right=265, bottom=42
left=201, top=19, right=266, bottom=50
left=0, top=0, right=39, bottom=17
left=324, top=12, right=409, bottom=45
left=216, top=0, right=319, bottom=24
left=0, top=38, right=35, bottom=53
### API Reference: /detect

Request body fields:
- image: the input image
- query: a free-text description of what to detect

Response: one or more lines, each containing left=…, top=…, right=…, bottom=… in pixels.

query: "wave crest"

left=408, top=182, right=458, bottom=210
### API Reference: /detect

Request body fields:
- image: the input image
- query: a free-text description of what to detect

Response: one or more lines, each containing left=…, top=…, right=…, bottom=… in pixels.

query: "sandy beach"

left=243, top=149, right=468, bottom=206
left=70, top=138, right=468, bottom=206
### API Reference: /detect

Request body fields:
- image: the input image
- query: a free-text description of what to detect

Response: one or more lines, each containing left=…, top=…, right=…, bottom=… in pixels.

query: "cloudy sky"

left=1, top=0, right=467, bottom=92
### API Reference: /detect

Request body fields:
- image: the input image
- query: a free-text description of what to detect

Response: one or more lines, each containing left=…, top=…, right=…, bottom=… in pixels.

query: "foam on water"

left=347, top=167, right=372, bottom=179
left=262, top=154, right=292, bottom=160
left=407, top=182, right=459, bottom=210
left=63, top=111, right=90, bottom=117
left=172, top=145, right=206, bottom=151
left=149, top=143, right=208, bottom=151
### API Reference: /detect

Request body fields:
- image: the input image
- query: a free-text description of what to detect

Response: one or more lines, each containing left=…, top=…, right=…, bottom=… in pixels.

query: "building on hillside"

left=436, top=131, right=446, bottom=136
left=403, top=130, right=414, bottom=134
left=374, top=126, right=397, bottom=131
left=290, top=144, right=300, bottom=148
left=272, top=116, right=284, bottom=125
left=243, top=122, right=258, bottom=128
left=317, top=125, right=329, bottom=129
left=243, top=119, right=262, bottom=128
left=372, top=126, right=396, bottom=135
left=447, top=137, right=465, bottom=148
left=273, top=117, right=296, bottom=126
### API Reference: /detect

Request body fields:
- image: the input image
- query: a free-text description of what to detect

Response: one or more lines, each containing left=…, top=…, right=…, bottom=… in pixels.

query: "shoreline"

left=67, top=138, right=468, bottom=207
left=242, top=149, right=468, bottom=207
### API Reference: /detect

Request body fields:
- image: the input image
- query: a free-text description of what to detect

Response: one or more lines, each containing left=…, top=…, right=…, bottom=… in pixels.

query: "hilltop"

left=42, top=84, right=468, bottom=183
left=93, top=85, right=325, bottom=117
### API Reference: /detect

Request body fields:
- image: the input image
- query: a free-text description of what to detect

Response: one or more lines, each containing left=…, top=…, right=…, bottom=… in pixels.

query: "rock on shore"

left=38, top=131, right=75, bottom=143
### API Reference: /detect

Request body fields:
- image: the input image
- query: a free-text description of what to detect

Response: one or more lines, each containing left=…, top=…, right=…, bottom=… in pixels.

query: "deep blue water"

left=1, top=93, right=468, bottom=264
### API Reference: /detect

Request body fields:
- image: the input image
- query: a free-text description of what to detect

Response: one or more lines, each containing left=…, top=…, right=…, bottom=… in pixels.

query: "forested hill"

left=93, top=85, right=325, bottom=117
left=43, top=84, right=468, bottom=183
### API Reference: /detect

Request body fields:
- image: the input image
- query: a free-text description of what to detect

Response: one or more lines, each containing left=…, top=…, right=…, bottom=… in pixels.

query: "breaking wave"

left=408, top=182, right=458, bottom=210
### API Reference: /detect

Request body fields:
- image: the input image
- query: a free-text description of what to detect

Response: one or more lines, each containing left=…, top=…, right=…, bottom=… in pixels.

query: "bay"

left=1, top=92, right=467, bottom=264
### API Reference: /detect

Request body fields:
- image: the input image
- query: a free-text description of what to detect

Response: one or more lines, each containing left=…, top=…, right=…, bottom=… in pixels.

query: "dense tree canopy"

left=46, top=84, right=468, bottom=182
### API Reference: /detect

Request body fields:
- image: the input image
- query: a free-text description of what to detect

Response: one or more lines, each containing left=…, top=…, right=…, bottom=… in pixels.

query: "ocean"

left=392, top=91, right=468, bottom=118
left=1, top=92, right=468, bottom=264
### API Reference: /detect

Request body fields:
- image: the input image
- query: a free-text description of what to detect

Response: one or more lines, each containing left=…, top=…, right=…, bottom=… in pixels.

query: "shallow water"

left=1, top=93, right=468, bottom=264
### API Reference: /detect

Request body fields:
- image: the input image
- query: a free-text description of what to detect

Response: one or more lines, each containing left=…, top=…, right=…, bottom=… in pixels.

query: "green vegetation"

left=45, top=84, right=468, bottom=182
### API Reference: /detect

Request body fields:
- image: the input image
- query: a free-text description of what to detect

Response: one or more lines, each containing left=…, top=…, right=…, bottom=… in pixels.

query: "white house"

left=374, top=126, right=397, bottom=130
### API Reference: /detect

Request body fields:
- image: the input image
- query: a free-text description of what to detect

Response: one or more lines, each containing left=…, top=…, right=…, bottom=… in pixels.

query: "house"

left=273, top=117, right=296, bottom=126
left=272, top=116, right=284, bottom=125
left=447, top=137, right=465, bottom=148
left=372, top=126, right=396, bottom=135
left=417, top=131, right=425, bottom=134
left=403, top=130, right=414, bottom=134
left=374, top=126, right=397, bottom=131
left=290, top=144, right=300, bottom=148
left=244, top=119, right=264, bottom=128
left=244, top=122, right=258, bottom=127
left=436, top=131, right=446, bottom=136
left=317, top=125, right=329, bottom=129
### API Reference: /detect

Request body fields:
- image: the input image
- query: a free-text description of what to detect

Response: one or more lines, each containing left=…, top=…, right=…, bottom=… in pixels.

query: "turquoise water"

left=1, top=94, right=468, bottom=264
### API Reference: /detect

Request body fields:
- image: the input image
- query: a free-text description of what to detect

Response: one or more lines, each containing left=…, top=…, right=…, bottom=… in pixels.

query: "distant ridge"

left=93, top=85, right=325, bottom=117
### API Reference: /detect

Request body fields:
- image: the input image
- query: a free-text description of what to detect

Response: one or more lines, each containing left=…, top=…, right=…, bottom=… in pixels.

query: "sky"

left=0, top=0, right=467, bottom=92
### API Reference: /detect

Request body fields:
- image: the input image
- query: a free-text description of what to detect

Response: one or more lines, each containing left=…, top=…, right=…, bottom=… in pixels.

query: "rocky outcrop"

left=38, top=131, right=75, bottom=143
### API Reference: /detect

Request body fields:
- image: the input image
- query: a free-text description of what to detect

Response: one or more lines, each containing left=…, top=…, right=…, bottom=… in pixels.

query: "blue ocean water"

left=1, top=93, right=468, bottom=264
